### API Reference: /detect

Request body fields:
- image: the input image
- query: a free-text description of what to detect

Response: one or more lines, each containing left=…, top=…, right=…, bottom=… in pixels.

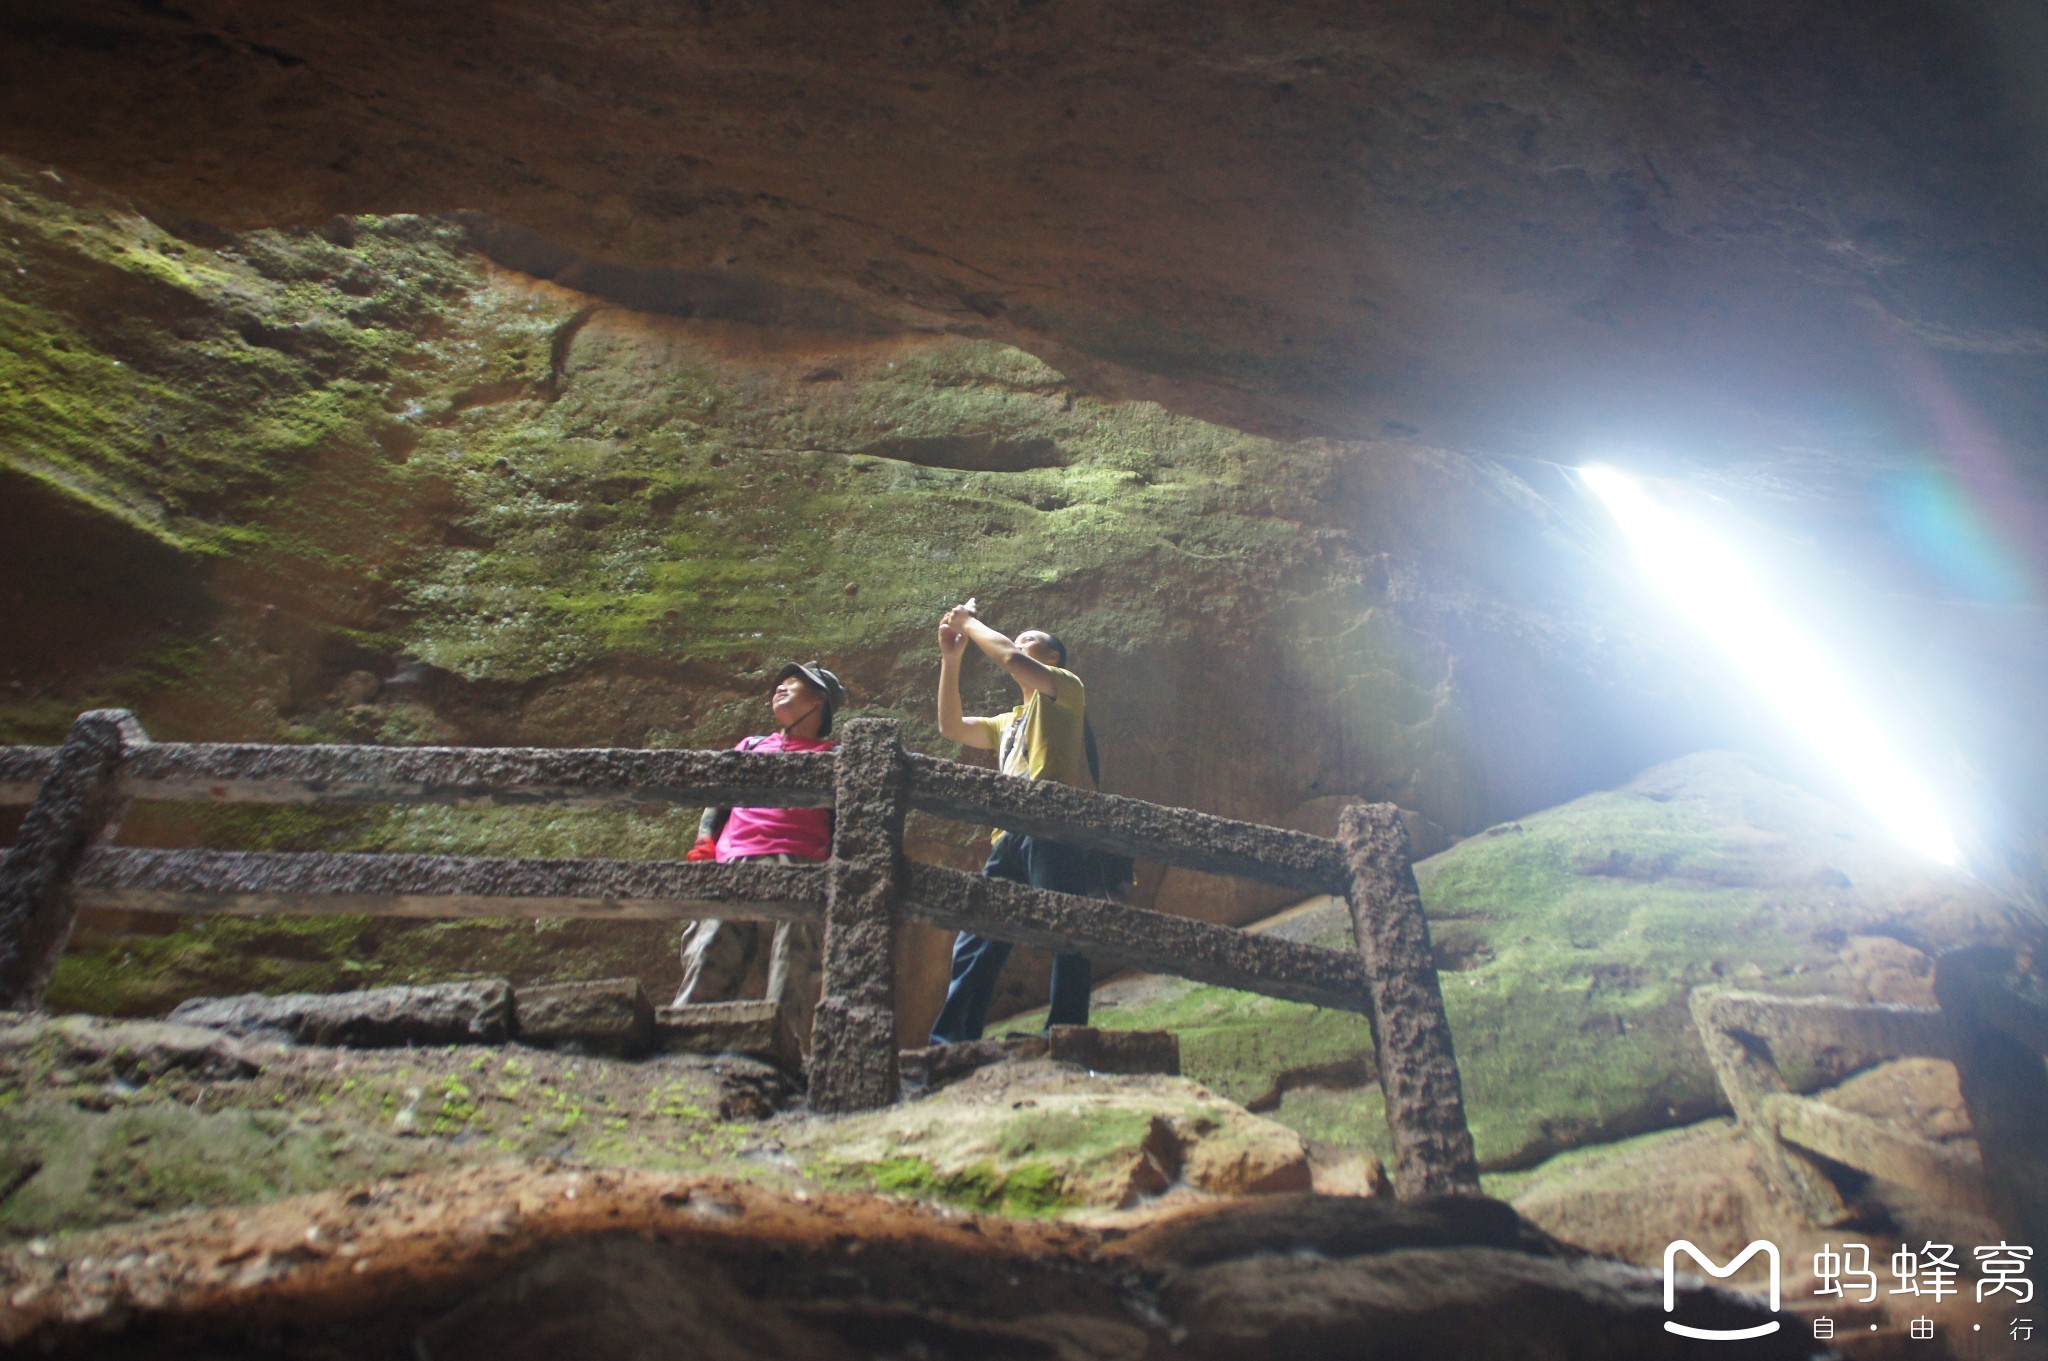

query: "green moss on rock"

left=863, top=1154, right=1074, bottom=1217
left=0, top=1022, right=773, bottom=1241
left=1054, top=752, right=2024, bottom=1170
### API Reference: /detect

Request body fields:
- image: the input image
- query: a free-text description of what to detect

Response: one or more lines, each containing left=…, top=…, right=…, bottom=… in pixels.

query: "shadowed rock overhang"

left=4, top=0, right=2048, bottom=478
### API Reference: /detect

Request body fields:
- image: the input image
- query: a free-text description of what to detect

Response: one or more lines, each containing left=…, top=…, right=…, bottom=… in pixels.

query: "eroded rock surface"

left=0, top=1167, right=1797, bottom=1360
left=0, top=1012, right=806, bottom=1242
left=1502, top=1059, right=2010, bottom=1350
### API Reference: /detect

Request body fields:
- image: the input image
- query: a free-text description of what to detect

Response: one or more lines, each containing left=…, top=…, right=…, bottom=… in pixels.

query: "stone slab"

left=898, top=1033, right=1050, bottom=1090
left=1689, top=987, right=1852, bottom=1226
left=1763, top=1092, right=1989, bottom=1215
left=516, top=978, right=656, bottom=1058
left=656, top=1001, right=782, bottom=1058
left=1695, top=989, right=1950, bottom=1063
left=169, top=979, right=514, bottom=1047
left=1046, top=1025, right=1179, bottom=1076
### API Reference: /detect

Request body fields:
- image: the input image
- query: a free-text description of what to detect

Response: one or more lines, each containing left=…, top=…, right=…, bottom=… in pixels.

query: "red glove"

left=685, top=836, right=718, bottom=862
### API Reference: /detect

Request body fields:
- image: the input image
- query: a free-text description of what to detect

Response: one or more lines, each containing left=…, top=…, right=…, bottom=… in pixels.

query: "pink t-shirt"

left=714, top=732, right=837, bottom=862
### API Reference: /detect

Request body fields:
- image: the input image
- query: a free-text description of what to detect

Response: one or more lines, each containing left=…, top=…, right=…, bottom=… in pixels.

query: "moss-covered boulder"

left=1055, top=750, right=2039, bottom=1171
left=795, top=1060, right=1312, bottom=1216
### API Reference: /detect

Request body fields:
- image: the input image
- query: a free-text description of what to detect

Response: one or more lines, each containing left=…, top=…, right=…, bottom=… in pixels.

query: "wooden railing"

left=0, top=710, right=1481, bottom=1198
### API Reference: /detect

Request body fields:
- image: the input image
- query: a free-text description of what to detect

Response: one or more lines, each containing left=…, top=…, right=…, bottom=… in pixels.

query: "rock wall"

left=1, top=161, right=1752, bottom=1035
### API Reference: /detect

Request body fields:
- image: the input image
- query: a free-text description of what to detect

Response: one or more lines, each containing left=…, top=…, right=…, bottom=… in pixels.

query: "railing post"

left=1338, top=802, right=1481, bottom=1197
left=809, top=717, right=906, bottom=1111
left=0, top=709, right=149, bottom=1010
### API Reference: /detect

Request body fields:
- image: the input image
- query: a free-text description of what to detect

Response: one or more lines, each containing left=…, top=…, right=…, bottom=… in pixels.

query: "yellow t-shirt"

left=964, top=666, right=1086, bottom=840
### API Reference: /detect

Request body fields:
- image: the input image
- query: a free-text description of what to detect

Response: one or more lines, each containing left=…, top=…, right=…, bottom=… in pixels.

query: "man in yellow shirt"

left=929, top=599, right=1096, bottom=1043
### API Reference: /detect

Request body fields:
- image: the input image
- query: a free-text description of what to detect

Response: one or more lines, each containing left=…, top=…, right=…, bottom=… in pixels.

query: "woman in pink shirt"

left=675, top=661, right=844, bottom=1063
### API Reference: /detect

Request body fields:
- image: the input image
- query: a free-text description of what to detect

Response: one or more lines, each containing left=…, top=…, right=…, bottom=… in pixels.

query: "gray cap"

left=776, top=660, right=846, bottom=733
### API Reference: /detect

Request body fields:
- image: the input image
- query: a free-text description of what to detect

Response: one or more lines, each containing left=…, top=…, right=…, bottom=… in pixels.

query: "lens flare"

left=1887, top=464, right=2028, bottom=605
left=1580, top=465, right=1962, bottom=865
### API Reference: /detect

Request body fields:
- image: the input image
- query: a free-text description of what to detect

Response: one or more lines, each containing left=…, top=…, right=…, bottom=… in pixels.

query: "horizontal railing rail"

left=901, top=862, right=1371, bottom=1013
left=902, top=753, right=1349, bottom=894
left=61, top=848, right=824, bottom=923
left=0, top=747, right=57, bottom=804
left=4, top=743, right=835, bottom=811
left=0, top=709, right=1481, bottom=1198
left=3, top=746, right=1334, bottom=890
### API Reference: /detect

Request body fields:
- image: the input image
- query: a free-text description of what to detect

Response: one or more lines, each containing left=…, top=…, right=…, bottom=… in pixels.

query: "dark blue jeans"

left=928, top=833, right=1096, bottom=1044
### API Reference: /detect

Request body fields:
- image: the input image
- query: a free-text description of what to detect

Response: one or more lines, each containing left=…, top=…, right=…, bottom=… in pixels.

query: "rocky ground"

left=0, top=1010, right=2027, bottom=1358
left=0, top=1008, right=1335, bottom=1243
left=0, top=1163, right=1823, bottom=1361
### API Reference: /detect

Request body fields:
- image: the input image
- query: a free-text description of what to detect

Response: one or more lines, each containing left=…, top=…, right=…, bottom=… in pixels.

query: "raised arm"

left=936, top=617, right=995, bottom=748
left=944, top=605, right=1057, bottom=696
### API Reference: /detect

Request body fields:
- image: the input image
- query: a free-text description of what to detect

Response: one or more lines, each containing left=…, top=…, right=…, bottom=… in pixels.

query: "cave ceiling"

left=5, top=0, right=2048, bottom=493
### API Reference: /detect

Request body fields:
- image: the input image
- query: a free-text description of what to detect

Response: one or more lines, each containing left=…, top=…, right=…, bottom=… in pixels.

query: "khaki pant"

left=674, top=855, right=822, bottom=1062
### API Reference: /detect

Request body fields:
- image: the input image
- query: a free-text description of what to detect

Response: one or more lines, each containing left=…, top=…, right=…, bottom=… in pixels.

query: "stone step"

left=655, top=1000, right=784, bottom=1060
left=517, top=979, right=656, bottom=1059
left=898, top=1026, right=1180, bottom=1091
